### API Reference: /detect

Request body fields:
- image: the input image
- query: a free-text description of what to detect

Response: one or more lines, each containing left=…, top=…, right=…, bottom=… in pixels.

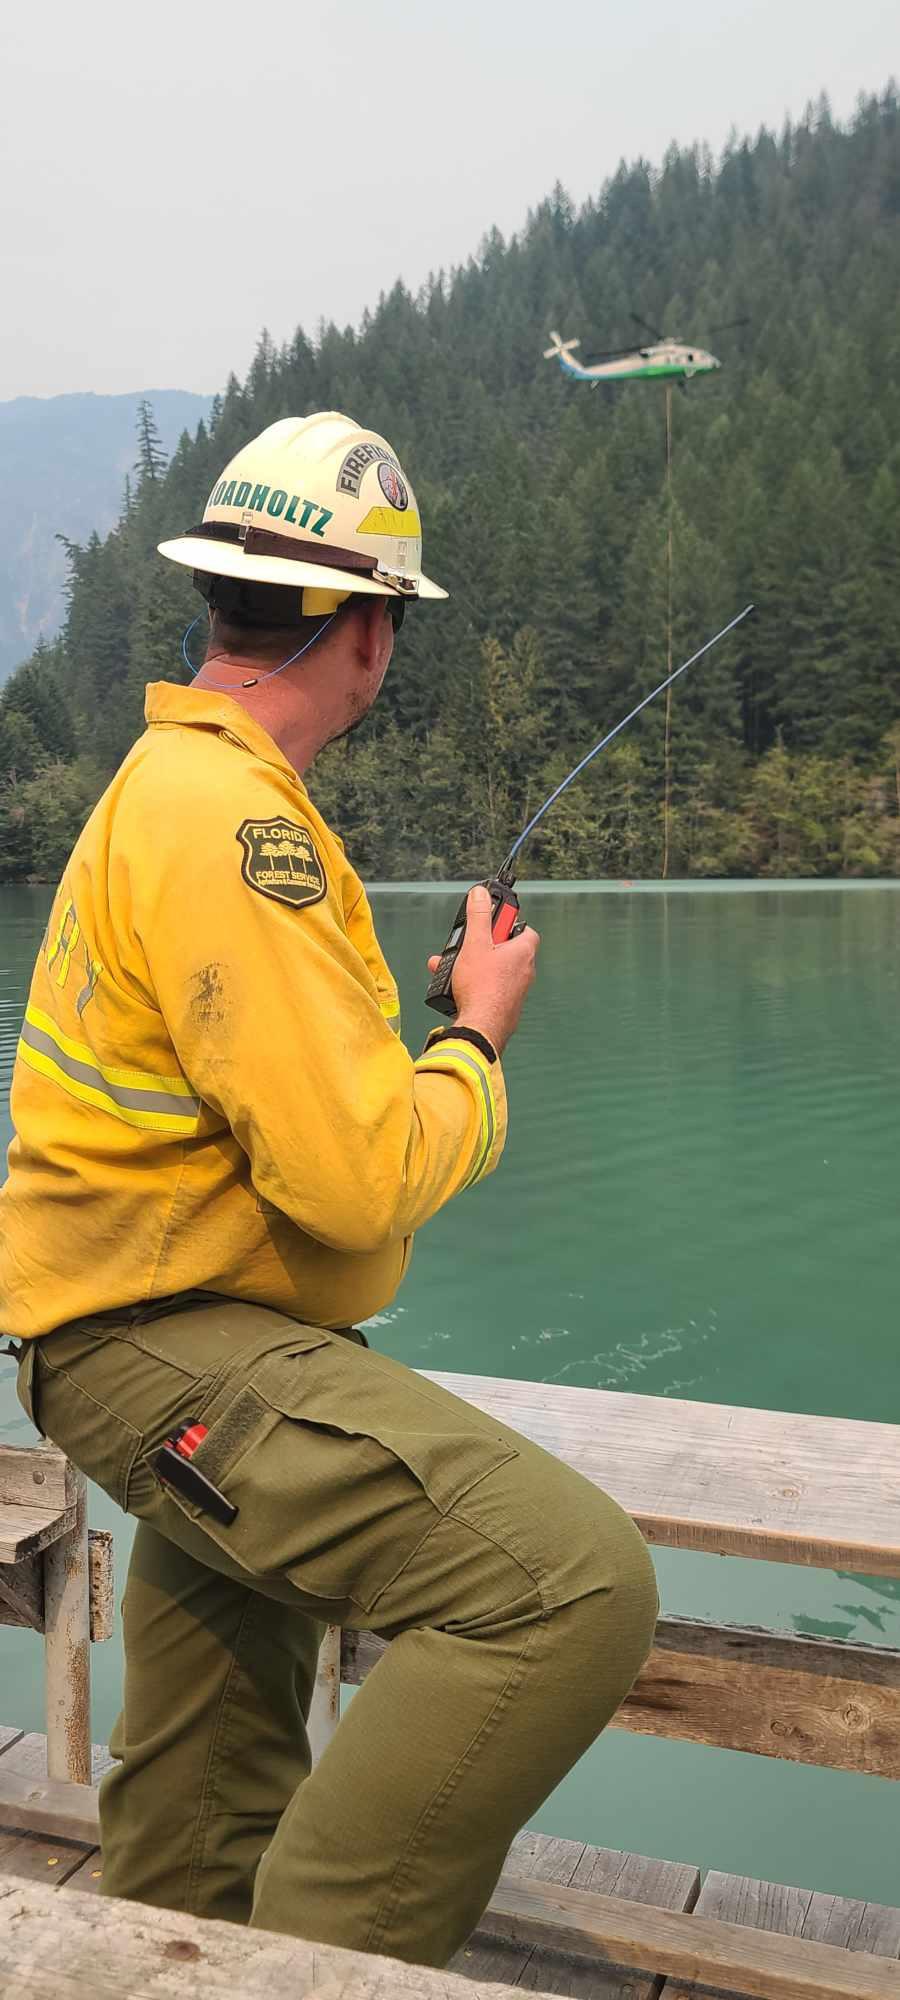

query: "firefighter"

left=0, top=412, right=657, bottom=1966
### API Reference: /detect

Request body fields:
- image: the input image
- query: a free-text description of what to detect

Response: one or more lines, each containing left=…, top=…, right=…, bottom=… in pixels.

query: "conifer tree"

left=134, top=399, right=168, bottom=485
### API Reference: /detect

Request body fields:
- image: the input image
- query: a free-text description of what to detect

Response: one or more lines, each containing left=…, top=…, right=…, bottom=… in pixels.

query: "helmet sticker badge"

left=376, top=462, right=409, bottom=511
left=336, top=440, right=401, bottom=498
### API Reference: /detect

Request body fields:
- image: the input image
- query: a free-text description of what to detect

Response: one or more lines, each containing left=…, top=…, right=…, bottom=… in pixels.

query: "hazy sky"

left=2, top=0, right=895, bottom=400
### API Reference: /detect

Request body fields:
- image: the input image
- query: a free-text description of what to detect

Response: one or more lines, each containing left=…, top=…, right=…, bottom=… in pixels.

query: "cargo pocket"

left=144, top=1330, right=519, bottom=1615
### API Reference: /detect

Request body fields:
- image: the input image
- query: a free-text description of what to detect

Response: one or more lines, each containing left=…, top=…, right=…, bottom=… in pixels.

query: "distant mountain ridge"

left=0, top=389, right=213, bottom=683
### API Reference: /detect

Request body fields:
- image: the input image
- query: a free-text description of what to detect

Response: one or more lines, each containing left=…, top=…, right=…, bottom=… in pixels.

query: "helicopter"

left=543, top=312, right=747, bottom=387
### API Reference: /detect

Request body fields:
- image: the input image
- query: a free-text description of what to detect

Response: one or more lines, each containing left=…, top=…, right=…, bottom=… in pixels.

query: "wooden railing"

left=2, top=1370, right=899, bottom=1999
left=311, top=1371, right=900, bottom=1784
left=0, top=1445, right=113, bottom=1783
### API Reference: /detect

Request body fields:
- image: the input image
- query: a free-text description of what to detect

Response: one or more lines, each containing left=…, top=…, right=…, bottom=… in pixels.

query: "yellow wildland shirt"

left=0, top=682, right=507, bottom=1341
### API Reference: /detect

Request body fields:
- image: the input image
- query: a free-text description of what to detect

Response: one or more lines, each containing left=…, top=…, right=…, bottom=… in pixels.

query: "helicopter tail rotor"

left=543, top=330, right=581, bottom=360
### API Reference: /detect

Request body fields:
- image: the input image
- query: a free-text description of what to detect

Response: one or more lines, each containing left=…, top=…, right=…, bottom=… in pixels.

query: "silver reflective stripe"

left=418, top=1044, right=495, bottom=1186
left=19, top=1018, right=201, bottom=1120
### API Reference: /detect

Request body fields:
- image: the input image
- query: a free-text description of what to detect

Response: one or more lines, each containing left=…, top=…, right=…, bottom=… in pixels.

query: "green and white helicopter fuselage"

left=544, top=330, right=720, bottom=384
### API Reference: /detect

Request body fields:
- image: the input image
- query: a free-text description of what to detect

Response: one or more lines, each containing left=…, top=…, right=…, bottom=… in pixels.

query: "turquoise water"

left=2, top=881, right=898, bottom=1899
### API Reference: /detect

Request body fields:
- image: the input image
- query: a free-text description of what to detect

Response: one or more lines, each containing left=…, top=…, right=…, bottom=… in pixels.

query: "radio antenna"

left=499, top=604, right=754, bottom=879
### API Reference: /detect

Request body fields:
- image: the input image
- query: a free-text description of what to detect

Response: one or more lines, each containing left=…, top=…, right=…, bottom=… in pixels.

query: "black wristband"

left=422, top=1025, right=499, bottom=1066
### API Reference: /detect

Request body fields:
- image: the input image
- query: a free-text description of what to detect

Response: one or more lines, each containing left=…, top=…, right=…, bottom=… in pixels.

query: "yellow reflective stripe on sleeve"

left=380, top=997, right=402, bottom=1034
left=17, top=1005, right=200, bottom=1135
left=415, top=1040, right=497, bottom=1189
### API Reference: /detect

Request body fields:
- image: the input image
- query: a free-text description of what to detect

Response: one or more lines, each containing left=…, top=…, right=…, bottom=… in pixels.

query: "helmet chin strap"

left=180, top=613, right=336, bottom=691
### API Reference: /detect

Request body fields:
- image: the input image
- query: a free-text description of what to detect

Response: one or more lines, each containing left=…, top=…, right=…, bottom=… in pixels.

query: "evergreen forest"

left=3, top=88, right=900, bottom=884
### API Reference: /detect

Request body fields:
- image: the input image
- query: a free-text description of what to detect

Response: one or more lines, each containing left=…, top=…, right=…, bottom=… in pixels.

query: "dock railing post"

left=42, top=1460, right=92, bottom=1784
left=308, top=1622, right=341, bottom=1766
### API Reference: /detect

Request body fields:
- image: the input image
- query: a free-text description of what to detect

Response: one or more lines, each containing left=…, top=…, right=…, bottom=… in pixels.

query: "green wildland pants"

left=19, top=1297, right=658, bottom=1967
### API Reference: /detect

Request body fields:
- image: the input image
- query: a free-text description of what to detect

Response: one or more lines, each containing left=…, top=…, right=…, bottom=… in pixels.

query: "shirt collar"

left=144, top=681, right=305, bottom=787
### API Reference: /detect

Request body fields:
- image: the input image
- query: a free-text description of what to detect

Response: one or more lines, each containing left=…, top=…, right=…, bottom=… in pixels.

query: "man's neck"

left=193, top=650, right=337, bottom=775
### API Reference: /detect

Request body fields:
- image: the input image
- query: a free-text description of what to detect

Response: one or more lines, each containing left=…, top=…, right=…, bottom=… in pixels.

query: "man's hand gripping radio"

left=425, top=875, right=523, bottom=1017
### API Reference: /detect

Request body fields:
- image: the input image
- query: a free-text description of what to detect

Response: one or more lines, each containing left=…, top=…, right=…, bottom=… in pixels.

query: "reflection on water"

left=2, top=881, right=899, bottom=1899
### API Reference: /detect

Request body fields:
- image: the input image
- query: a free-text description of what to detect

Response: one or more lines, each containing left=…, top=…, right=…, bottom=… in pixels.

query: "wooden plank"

left=0, top=1767, right=100, bottom=1846
left=483, top=1873, right=900, bottom=1998
left=0, top=1446, right=70, bottom=1513
left=0, top=1551, right=44, bottom=1631
left=61, top=1850, right=104, bottom=1896
left=463, top=1837, right=698, bottom=1999
left=0, top=1732, right=114, bottom=1786
left=452, top=1831, right=587, bottom=1990
left=618, top=1619, right=900, bottom=1778
left=0, top=1530, right=115, bottom=1638
left=423, top=1373, right=900, bottom=1576
left=0, top=1502, right=75, bottom=1565
left=342, top=1620, right=900, bottom=1778
left=660, top=1871, right=900, bottom=1998
left=89, top=1529, right=115, bottom=1643
left=5, top=1866, right=900, bottom=2000
left=0, top=1870, right=587, bottom=2000
left=0, top=1827, right=94, bottom=1891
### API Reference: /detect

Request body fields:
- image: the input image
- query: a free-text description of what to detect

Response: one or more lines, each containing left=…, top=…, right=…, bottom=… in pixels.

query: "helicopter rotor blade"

left=703, top=316, right=751, bottom=336
left=631, top=311, right=665, bottom=342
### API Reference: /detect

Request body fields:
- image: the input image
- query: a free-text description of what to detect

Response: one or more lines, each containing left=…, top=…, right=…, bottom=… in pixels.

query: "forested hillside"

left=2, top=89, right=900, bottom=883
left=0, top=390, right=212, bottom=684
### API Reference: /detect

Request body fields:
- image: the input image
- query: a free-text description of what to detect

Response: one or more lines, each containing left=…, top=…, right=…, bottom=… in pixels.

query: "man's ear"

left=357, top=597, right=392, bottom=674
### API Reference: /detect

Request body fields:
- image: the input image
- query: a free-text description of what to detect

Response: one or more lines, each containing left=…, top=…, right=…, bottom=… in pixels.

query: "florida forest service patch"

left=236, top=818, right=326, bottom=910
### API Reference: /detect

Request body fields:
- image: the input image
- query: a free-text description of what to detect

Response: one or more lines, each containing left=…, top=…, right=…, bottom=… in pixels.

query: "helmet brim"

left=158, top=535, right=449, bottom=602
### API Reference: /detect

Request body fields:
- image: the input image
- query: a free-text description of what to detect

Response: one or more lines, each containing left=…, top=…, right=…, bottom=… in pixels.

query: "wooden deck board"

left=658, top=1869, right=900, bottom=1997
left=0, top=1503, right=75, bottom=1565
left=455, top=1831, right=699, bottom=1998
left=484, top=1874, right=900, bottom=1998
left=62, top=1849, right=104, bottom=1895
left=0, top=1730, right=104, bottom=1898
left=0, top=1731, right=114, bottom=1786
left=423, top=1373, right=900, bottom=1575
left=0, top=1826, right=94, bottom=1890
left=0, top=1872, right=615, bottom=2000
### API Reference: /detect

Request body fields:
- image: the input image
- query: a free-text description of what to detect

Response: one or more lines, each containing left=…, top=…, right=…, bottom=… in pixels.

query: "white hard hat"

left=158, top=411, right=448, bottom=613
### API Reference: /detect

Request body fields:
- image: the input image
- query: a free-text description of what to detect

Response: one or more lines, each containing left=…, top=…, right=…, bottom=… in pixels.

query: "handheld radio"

left=425, top=605, right=754, bottom=1016
left=424, top=871, right=523, bottom=1018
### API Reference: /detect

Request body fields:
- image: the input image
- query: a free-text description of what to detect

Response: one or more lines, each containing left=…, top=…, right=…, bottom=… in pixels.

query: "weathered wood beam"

left=0, top=1502, right=75, bottom=1565
left=0, top=1445, right=70, bottom=1513
left=4, top=1865, right=900, bottom=2000
left=454, top=1828, right=700, bottom=1998
left=421, top=1371, right=900, bottom=1575
left=0, top=1767, right=100, bottom=1846
left=623, top=1617, right=900, bottom=1778
left=485, top=1873, right=900, bottom=2000
left=0, top=1530, right=115, bottom=1640
left=659, top=1869, right=900, bottom=1998
left=0, top=1552, right=43, bottom=1631
left=342, top=1617, right=900, bottom=1778
left=0, top=1871, right=556, bottom=2000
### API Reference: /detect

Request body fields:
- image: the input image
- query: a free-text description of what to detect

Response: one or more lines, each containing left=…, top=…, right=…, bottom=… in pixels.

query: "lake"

left=2, top=879, right=899, bottom=1901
